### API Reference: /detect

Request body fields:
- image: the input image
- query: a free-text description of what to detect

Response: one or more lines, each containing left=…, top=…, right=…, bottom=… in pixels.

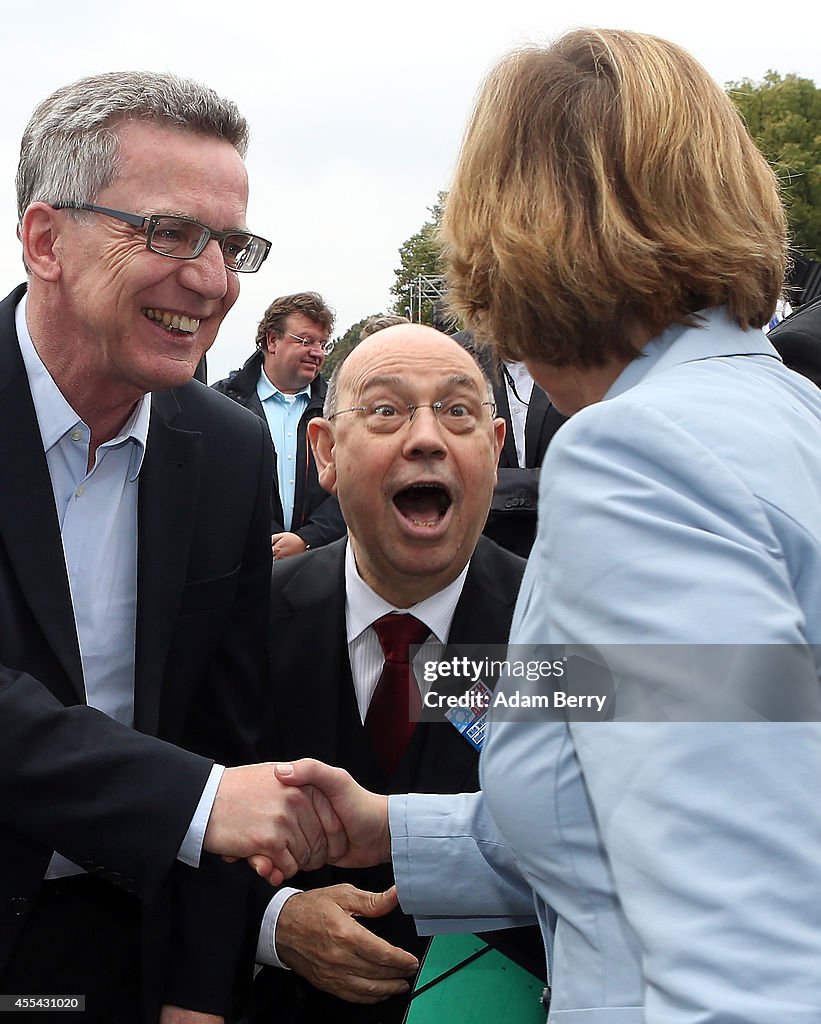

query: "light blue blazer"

left=390, top=310, right=821, bottom=1023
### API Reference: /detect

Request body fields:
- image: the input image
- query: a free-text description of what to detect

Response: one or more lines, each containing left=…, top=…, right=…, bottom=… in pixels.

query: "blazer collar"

left=606, top=307, right=782, bottom=401
left=133, top=388, right=201, bottom=732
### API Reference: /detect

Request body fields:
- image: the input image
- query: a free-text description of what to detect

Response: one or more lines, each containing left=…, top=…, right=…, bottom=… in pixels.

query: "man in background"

left=214, top=292, right=346, bottom=560
left=358, top=314, right=410, bottom=340
left=767, top=294, right=821, bottom=387
left=453, top=329, right=566, bottom=557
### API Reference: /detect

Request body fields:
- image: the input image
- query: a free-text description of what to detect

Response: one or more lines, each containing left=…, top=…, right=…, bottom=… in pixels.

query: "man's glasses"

left=53, top=202, right=271, bottom=273
left=328, top=398, right=496, bottom=435
left=283, top=331, right=335, bottom=356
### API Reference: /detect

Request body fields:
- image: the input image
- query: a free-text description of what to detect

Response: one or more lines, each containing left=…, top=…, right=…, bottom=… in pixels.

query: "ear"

left=265, top=330, right=278, bottom=354
left=20, top=203, right=65, bottom=283
left=492, top=416, right=506, bottom=464
left=308, top=417, right=338, bottom=495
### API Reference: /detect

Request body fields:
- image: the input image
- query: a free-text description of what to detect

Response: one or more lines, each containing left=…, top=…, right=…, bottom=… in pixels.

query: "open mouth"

left=142, top=307, right=200, bottom=335
left=393, top=483, right=452, bottom=529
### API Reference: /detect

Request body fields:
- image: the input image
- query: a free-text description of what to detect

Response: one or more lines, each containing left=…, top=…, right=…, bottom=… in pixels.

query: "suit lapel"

left=524, top=383, right=551, bottom=467
left=0, top=286, right=83, bottom=701
left=494, top=368, right=519, bottom=469
left=412, top=538, right=521, bottom=791
left=133, top=390, right=201, bottom=733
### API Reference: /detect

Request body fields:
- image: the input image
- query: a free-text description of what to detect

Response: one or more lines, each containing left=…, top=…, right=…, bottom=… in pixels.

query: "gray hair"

left=16, top=70, right=249, bottom=224
left=323, top=362, right=344, bottom=418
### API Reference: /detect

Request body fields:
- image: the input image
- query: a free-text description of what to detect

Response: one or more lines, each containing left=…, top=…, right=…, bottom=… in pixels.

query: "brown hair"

left=255, top=292, right=336, bottom=349
left=442, top=28, right=788, bottom=366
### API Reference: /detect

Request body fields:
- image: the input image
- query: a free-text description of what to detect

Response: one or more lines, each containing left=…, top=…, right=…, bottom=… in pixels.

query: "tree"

left=389, top=191, right=447, bottom=324
left=728, top=73, right=821, bottom=259
left=322, top=315, right=378, bottom=379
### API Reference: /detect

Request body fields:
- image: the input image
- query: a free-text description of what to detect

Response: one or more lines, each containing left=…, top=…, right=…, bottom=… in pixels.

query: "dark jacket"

left=453, top=331, right=567, bottom=558
left=212, top=351, right=346, bottom=548
left=768, top=295, right=821, bottom=388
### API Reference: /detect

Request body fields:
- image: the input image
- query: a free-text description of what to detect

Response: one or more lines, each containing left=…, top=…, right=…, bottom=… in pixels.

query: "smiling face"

left=30, top=119, right=249, bottom=418
left=263, top=312, right=328, bottom=394
left=309, top=325, right=505, bottom=606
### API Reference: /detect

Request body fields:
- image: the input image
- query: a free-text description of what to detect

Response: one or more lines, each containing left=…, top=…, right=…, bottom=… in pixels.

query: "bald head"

left=326, top=324, right=487, bottom=418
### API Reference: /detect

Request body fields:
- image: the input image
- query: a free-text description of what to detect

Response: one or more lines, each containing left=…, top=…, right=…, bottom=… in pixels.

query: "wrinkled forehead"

left=340, top=337, right=486, bottom=402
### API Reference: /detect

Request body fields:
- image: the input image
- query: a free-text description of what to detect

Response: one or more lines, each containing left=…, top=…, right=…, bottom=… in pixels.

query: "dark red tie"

left=365, top=613, right=430, bottom=775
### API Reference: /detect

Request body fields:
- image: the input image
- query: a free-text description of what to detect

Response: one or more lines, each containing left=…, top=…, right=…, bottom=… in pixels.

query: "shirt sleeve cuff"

left=177, top=763, right=225, bottom=867
left=256, top=888, right=302, bottom=968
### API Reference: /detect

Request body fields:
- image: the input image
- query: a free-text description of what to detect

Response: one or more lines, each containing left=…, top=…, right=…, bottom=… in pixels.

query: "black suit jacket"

left=249, top=535, right=533, bottom=1023
left=768, top=295, right=821, bottom=387
left=452, top=331, right=566, bottom=557
left=0, top=285, right=273, bottom=1018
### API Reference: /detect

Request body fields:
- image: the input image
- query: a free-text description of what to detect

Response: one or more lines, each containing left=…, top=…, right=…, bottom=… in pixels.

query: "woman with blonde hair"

left=282, top=29, right=821, bottom=1022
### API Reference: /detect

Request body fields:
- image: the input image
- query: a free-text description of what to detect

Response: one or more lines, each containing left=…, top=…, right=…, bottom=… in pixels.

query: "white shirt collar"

left=344, top=539, right=469, bottom=645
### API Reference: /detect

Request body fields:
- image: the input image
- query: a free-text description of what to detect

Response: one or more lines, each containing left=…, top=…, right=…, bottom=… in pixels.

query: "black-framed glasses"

left=283, top=331, right=335, bottom=356
left=328, top=398, right=496, bottom=435
left=53, top=202, right=271, bottom=273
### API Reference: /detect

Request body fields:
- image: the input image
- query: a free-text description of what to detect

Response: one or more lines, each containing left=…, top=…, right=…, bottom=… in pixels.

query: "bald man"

left=246, top=326, right=542, bottom=1024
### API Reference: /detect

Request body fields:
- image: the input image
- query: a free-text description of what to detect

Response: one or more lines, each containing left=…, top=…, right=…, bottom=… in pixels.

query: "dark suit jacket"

left=452, top=331, right=566, bottom=557
left=212, top=351, right=346, bottom=547
left=768, top=295, right=821, bottom=387
left=0, top=284, right=273, bottom=1018
left=248, top=535, right=536, bottom=1023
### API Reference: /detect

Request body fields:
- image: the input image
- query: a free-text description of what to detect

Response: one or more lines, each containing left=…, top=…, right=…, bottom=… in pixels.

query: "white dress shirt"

left=503, top=361, right=535, bottom=468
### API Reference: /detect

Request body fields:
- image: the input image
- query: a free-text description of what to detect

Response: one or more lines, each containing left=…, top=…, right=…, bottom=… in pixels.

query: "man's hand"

left=276, top=885, right=418, bottom=1003
left=278, top=760, right=390, bottom=866
left=160, top=1007, right=222, bottom=1024
left=203, top=763, right=347, bottom=885
left=272, top=532, right=308, bottom=560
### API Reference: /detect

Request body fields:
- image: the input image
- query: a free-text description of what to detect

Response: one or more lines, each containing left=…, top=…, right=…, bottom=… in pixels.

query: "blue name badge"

left=444, top=680, right=493, bottom=751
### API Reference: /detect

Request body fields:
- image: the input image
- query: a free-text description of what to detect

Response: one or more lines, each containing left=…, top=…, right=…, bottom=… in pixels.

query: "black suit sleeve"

left=294, top=494, right=347, bottom=549
left=0, top=663, right=212, bottom=898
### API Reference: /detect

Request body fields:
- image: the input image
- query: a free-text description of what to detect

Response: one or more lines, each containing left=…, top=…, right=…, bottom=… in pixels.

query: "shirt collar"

left=344, top=540, right=469, bottom=645
left=16, top=293, right=150, bottom=479
left=257, top=367, right=311, bottom=404
left=604, top=306, right=783, bottom=402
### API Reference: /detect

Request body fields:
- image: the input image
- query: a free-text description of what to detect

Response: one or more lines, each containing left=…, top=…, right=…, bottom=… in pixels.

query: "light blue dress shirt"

left=257, top=369, right=310, bottom=531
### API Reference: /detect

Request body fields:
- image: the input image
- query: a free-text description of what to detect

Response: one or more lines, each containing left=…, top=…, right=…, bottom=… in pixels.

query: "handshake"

left=203, top=758, right=389, bottom=883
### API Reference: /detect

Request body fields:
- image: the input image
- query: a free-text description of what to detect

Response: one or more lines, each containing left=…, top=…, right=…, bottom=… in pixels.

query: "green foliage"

left=389, top=191, right=447, bottom=324
left=728, top=72, right=821, bottom=259
left=322, top=314, right=380, bottom=379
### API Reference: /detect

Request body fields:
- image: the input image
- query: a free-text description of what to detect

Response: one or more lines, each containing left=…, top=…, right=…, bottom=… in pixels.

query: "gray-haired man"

left=0, top=71, right=337, bottom=1024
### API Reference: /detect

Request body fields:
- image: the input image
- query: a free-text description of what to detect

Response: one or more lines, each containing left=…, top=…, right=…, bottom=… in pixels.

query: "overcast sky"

left=1, top=0, right=819, bottom=382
